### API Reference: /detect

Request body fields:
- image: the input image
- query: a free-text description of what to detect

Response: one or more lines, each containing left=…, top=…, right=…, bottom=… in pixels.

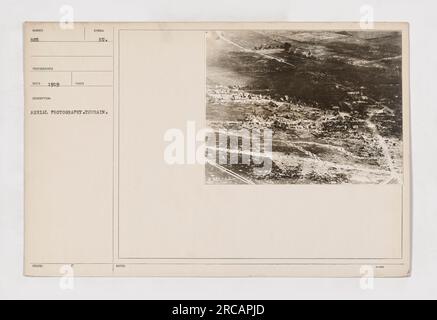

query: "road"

left=217, top=32, right=296, bottom=67
left=206, top=160, right=256, bottom=185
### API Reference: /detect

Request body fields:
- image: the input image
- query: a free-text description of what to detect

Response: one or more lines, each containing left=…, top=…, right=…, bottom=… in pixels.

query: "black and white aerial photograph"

left=206, top=30, right=404, bottom=185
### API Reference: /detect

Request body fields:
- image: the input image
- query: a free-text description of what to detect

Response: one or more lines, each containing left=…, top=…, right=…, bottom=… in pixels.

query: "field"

left=205, top=30, right=403, bottom=185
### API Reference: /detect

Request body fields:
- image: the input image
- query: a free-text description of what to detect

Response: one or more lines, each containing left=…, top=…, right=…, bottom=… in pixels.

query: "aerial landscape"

left=205, top=30, right=404, bottom=185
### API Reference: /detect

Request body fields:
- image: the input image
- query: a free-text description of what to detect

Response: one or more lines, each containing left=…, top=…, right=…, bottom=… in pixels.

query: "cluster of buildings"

left=207, top=85, right=272, bottom=104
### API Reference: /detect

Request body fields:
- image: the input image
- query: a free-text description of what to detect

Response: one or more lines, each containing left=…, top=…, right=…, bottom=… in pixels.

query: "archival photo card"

left=24, top=22, right=411, bottom=277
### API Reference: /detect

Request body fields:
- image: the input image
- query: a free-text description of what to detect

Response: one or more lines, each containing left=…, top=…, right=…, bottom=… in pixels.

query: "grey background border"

left=1, top=0, right=436, bottom=299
